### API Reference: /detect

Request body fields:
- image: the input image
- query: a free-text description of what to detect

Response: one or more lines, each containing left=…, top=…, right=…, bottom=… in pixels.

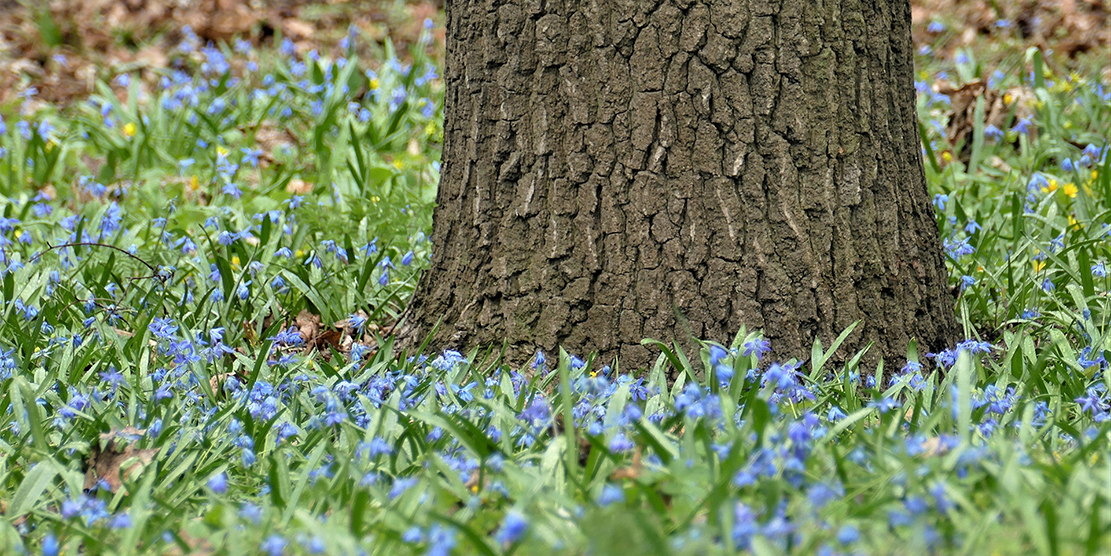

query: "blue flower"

left=495, top=511, right=529, bottom=544
left=609, top=433, right=635, bottom=453
left=743, top=338, right=771, bottom=360
left=1075, top=389, right=1107, bottom=416
left=943, top=237, right=975, bottom=259
left=401, top=526, right=423, bottom=543
left=260, top=534, right=287, bottom=556
left=241, top=148, right=263, bottom=168
left=807, top=481, right=844, bottom=509
left=389, top=477, right=418, bottom=499
left=868, top=397, right=899, bottom=414
left=109, top=512, right=132, bottom=529
left=1083, top=143, right=1104, bottom=160
left=837, top=524, right=860, bottom=545
left=597, top=484, right=624, bottom=506
left=426, top=524, right=456, bottom=556
left=207, top=472, right=228, bottom=494
left=42, top=534, right=59, bottom=556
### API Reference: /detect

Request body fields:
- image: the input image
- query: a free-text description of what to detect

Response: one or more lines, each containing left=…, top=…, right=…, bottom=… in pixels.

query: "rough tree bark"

left=398, top=0, right=961, bottom=371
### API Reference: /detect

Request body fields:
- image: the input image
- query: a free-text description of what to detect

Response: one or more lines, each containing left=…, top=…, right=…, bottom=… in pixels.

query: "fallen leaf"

left=282, top=18, right=315, bottom=40
left=918, top=437, right=952, bottom=457
left=84, top=427, right=159, bottom=493
left=286, top=178, right=313, bottom=195
left=295, top=309, right=321, bottom=344
left=609, top=446, right=643, bottom=480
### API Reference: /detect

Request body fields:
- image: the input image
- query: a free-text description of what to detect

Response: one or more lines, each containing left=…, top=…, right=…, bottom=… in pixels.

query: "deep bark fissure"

left=399, top=0, right=961, bottom=371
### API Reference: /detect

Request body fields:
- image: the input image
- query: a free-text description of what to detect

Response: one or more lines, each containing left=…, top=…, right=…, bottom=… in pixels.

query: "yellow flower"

left=122, top=122, right=137, bottom=138
left=1068, top=215, right=1082, bottom=229
left=231, top=256, right=241, bottom=267
left=1042, top=179, right=1058, bottom=194
left=295, top=249, right=305, bottom=258
left=941, top=151, right=952, bottom=163
left=1003, top=93, right=1014, bottom=105
left=1062, top=182, right=1077, bottom=198
left=369, top=78, right=379, bottom=90
left=1032, top=260, right=1045, bottom=273
left=188, top=175, right=200, bottom=191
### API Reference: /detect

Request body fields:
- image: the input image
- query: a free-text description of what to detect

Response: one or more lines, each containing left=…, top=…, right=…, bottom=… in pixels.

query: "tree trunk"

left=398, top=0, right=961, bottom=371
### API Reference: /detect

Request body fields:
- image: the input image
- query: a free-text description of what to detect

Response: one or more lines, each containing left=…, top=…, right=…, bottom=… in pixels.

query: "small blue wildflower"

left=869, top=397, right=899, bottom=414
left=743, top=337, right=771, bottom=360
left=260, top=534, right=286, bottom=556
left=207, top=473, right=228, bottom=494
left=494, top=512, right=529, bottom=545
left=109, top=512, right=132, bottom=529
left=837, top=524, right=860, bottom=545
left=597, top=484, right=624, bottom=506
left=943, top=237, right=975, bottom=259
left=389, top=477, right=418, bottom=499
left=43, top=534, right=59, bottom=556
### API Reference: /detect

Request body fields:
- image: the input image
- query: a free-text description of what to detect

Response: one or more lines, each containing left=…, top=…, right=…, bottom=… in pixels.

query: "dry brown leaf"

left=989, top=156, right=1012, bottom=173
left=162, top=527, right=215, bottom=556
left=317, top=328, right=344, bottom=352
left=206, top=7, right=258, bottom=41
left=609, top=446, right=643, bottom=481
left=295, top=310, right=321, bottom=344
left=84, top=427, right=159, bottom=493
left=286, top=178, right=313, bottom=195
left=937, top=79, right=1037, bottom=162
left=282, top=18, right=315, bottom=40
left=918, top=437, right=952, bottom=457
left=209, top=373, right=233, bottom=394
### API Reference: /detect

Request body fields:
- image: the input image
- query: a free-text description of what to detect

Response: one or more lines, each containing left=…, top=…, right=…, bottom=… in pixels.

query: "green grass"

left=0, top=16, right=1108, bottom=556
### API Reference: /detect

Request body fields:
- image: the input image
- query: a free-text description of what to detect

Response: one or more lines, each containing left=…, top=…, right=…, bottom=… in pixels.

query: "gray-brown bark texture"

left=399, top=0, right=961, bottom=371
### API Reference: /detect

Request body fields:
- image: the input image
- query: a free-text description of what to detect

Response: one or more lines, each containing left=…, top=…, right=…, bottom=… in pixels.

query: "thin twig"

left=30, top=241, right=167, bottom=282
